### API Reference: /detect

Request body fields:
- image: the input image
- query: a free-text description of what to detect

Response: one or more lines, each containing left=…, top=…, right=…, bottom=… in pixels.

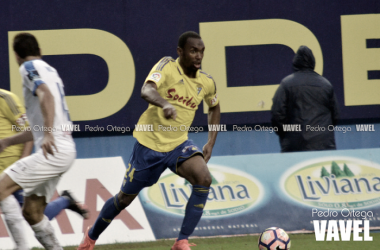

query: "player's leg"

left=0, top=194, right=29, bottom=250
left=0, top=161, right=30, bottom=250
left=0, top=172, right=30, bottom=249
left=6, top=143, right=75, bottom=250
left=44, top=190, right=89, bottom=220
left=15, top=189, right=89, bottom=220
left=23, top=195, right=63, bottom=250
left=86, top=192, right=138, bottom=240
left=60, top=190, right=89, bottom=219
left=79, top=142, right=165, bottom=250
left=175, top=155, right=211, bottom=242
left=1, top=174, right=62, bottom=250
left=78, top=190, right=139, bottom=250
left=44, top=195, right=70, bottom=220
left=85, top=156, right=143, bottom=242
left=0, top=172, right=22, bottom=201
left=85, top=163, right=159, bottom=242
left=13, top=189, right=24, bottom=206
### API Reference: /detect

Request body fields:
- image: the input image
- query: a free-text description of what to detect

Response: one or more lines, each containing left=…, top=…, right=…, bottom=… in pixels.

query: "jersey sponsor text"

left=166, top=89, right=197, bottom=108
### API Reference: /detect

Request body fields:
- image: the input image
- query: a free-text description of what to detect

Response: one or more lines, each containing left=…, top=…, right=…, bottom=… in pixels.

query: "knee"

left=22, top=206, right=45, bottom=225
left=201, top=174, right=212, bottom=187
left=194, top=173, right=212, bottom=187
left=22, top=208, right=39, bottom=224
left=117, top=192, right=136, bottom=209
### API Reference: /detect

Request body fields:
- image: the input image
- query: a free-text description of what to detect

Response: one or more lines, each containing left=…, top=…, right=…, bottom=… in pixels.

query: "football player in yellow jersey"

left=79, top=31, right=220, bottom=250
left=0, top=88, right=33, bottom=249
left=0, top=89, right=32, bottom=171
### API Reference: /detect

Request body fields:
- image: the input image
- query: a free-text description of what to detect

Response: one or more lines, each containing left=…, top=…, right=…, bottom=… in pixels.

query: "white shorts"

left=5, top=136, right=76, bottom=203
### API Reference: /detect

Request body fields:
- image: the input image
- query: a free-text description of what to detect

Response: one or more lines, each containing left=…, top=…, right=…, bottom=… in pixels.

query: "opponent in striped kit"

left=0, top=33, right=77, bottom=250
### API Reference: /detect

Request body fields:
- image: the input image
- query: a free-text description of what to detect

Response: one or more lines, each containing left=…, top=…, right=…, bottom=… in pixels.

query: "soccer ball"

left=258, top=227, right=291, bottom=250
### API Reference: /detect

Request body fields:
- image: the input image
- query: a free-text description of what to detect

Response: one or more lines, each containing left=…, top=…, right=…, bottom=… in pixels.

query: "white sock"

left=0, top=195, right=29, bottom=250
left=30, top=215, right=62, bottom=250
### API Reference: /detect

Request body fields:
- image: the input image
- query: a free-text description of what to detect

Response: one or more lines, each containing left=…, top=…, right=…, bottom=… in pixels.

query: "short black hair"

left=13, top=33, right=41, bottom=59
left=178, top=31, right=201, bottom=49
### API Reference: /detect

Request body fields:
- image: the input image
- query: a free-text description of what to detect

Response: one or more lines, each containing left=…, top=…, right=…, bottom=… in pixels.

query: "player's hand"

left=41, top=133, right=58, bottom=159
left=0, top=139, right=9, bottom=154
left=163, top=103, right=177, bottom=120
left=202, top=143, right=213, bottom=163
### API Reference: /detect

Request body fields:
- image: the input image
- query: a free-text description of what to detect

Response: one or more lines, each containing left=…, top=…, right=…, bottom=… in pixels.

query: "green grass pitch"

left=32, top=232, right=378, bottom=250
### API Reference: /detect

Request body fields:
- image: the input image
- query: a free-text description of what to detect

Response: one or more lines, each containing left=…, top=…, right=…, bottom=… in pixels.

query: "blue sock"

left=44, top=197, right=70, bottom=220
left=178, top=185, right=209, bottom=240
left=88, top=195, right=121, bottom=240
left=13, top=190, right=24, bottom=207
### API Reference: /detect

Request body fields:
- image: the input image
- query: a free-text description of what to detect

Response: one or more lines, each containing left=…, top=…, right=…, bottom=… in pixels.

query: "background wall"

left=0, top=0, right=379, bottom=132
left=75, top=125, right=380, bottom=160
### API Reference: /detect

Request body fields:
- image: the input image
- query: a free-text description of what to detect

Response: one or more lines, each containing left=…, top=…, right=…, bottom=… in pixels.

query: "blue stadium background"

left=0, top=0, right=378, bottom=159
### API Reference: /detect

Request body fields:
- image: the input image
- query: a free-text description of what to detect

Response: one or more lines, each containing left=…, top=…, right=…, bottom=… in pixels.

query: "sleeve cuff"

left=32, top=80, right=46, bottom=96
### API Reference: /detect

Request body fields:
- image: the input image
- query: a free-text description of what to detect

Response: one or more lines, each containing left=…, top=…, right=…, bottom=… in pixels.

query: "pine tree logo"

left=320, top=161, right=355, bottom=178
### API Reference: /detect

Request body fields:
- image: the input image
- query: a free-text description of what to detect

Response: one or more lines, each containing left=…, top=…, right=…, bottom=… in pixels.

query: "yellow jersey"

left=0, top=89, right=29, bottom=171
left=133, top=57, right=219, bottom=152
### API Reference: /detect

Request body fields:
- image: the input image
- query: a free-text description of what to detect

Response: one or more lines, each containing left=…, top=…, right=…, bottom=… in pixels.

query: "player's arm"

left=8, top=93, right=33, bottom=158
left=20, top=141, right=33, bottom=158
left=203, top=103, right=220, bottom=163
left=0, top=131, right=33, bottom=153
left=203, top=78, right=220, bottom=163
left=35, top=84, right=57, bottom=159
left=0, top=129, right=33, bottom=158
left=0, top=94, right=33, bottom=153
left=141, top=81, right=176, bottom=120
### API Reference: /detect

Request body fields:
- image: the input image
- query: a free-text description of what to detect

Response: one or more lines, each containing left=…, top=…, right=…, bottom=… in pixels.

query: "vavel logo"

left=140, top=164, right=264, bottom=218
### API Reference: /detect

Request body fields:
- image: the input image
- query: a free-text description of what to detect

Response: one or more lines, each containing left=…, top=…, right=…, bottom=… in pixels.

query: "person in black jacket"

left=271, top=45, right=339, bottom=152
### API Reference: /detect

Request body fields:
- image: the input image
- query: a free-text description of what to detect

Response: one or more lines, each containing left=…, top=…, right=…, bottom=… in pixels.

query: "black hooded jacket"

left=271, top=46, right=339, bottom=152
